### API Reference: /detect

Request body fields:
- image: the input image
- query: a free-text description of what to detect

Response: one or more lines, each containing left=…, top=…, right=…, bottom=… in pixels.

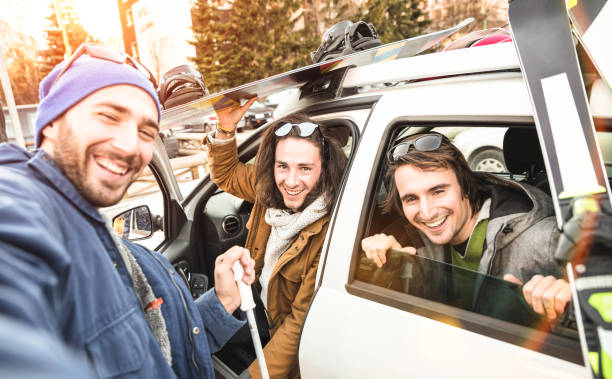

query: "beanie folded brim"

left=35, top=55, right=161, bottom=147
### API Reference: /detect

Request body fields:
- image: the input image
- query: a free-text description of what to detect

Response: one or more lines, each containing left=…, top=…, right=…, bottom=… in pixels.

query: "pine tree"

left=38, top=2, right=96, bottom=80
left=358, top=0, right=430, bottom=44
left=190, top=0, right=321, bottom=93
left=190, top=0, right=227, bottom=91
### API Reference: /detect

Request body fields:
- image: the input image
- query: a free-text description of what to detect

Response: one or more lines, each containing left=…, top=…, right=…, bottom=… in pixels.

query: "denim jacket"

left=0, top=144, right=244, bottom=378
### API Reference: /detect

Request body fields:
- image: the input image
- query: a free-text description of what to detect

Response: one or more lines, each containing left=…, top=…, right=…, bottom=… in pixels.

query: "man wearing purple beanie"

left=0, top=44, right=256, bottom=378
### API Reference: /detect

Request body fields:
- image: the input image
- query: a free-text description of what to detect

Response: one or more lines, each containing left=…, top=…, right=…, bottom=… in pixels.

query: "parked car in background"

left=158, top=129, right=180, bottom=158
left=237, top=100, right=274, bottom=131
left=453, top=127, right=508, bottom=172
left=235, top=89, right=298, bottom=131
left=199, top=113, right=218, bottom=132
left=452, top=125, right=612, bottom=175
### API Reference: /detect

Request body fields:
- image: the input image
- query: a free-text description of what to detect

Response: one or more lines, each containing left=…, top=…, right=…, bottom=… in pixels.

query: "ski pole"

left=233, top=260, right=270, bottom=379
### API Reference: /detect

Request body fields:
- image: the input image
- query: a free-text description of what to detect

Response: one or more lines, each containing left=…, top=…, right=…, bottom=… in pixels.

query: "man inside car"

left=206, top=106, right=348, bottom=378
left=0, top=44, right=255, bottom=378
left=361, top=132, right=572, bottom=320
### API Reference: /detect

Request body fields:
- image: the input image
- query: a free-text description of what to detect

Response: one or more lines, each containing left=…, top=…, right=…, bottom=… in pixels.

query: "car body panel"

left=300, top=289, right=585, bottom=379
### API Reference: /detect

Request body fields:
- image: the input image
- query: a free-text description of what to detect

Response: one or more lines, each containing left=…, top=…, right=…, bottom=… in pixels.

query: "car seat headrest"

left=503, top=128, right=545, bottom=175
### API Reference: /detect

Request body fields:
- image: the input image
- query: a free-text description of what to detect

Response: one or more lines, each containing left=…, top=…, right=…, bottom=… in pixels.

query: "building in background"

left=117, top=0, right=197, bottom=81
left=117, top=0, right=140, bottom=58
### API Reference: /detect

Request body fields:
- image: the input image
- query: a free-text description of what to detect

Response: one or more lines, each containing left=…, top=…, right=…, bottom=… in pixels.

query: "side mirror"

left=112, top=205, right=161, bottom=240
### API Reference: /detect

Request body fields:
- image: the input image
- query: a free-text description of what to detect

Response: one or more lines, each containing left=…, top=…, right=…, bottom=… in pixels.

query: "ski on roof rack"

left=160, top=18, right=473, bottom=129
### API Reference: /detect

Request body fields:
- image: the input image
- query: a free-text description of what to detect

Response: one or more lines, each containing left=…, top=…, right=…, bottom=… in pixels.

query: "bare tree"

left=147, top=37, right=168, bottom=83
left=0, top=20, right=39, bottom=105
left=0, top=97, right=6, bottom=143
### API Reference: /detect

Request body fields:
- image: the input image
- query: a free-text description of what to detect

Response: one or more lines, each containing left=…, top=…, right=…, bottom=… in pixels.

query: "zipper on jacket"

left=486, top=223, right=505, bottom=275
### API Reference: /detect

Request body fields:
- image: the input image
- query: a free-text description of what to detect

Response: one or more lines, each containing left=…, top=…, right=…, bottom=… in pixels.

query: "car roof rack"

left=299, top=66, right=352, bottom=101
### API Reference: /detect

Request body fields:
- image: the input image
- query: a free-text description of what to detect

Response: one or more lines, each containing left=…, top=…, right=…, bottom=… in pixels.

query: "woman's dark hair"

left=255, top=113, right=348, bottom=213
left=382, top=133, right=490, bottom=217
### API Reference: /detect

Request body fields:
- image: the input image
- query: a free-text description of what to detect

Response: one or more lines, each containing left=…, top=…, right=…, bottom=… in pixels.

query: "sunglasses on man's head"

left=51, top=43, right=158, bottom=89
left=274, top=122, right=320, bottom=138
left=386, top=133, right=444, bottom=163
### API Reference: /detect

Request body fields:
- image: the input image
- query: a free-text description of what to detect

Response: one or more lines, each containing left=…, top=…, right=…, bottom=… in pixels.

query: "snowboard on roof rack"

left=160, top=18, right=473, bottom=129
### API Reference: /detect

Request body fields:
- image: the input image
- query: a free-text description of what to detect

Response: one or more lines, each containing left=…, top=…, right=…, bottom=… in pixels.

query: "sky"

left=1, top=0, right=123, bottom=49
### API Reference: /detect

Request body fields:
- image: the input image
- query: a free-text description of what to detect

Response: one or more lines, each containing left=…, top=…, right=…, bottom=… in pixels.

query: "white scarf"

left=259, top=196, right=327, bottom=307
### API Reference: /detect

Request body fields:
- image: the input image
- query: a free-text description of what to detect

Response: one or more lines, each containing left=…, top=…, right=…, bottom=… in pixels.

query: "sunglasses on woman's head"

left=386, top=133, right=444, bottom=163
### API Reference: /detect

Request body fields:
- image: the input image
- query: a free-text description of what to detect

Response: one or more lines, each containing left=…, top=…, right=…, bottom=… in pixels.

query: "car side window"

left=351, top=123, right=581, bottom=364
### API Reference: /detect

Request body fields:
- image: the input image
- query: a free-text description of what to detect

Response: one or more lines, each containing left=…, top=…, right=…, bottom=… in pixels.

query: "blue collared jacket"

left=0, top=144, right=244, bottom=378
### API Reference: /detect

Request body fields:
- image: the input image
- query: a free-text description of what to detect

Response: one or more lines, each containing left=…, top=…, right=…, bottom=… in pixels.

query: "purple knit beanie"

left=35, top=55, right=161, bottom=147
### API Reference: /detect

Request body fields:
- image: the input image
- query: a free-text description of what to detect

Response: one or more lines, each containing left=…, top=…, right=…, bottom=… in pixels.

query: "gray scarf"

left=104, top=220, right=172, bottom=365
left=259, top=196, right=327, bottom=307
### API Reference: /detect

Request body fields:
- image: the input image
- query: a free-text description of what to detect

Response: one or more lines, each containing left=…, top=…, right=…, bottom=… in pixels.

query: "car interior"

left=502, top=128, right=549, bottom=194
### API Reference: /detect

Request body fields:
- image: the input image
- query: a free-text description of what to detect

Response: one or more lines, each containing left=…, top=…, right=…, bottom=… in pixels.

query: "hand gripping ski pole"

left=233, top=261, right=270, bottom=379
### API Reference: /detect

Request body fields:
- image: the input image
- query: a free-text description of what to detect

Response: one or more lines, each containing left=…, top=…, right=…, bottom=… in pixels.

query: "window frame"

left=345, top=120, right=583, bottom=365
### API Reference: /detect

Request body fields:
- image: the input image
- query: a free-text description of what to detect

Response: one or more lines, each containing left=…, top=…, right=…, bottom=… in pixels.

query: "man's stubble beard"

left=52, top=122, right=139, bottom=208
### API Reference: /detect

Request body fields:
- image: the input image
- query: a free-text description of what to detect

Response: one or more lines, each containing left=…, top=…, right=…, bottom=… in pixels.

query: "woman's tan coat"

left=206, top=137, right=329, bottom=378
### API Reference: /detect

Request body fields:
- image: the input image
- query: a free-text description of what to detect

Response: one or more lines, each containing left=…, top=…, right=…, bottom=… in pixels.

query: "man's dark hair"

left=382, top=133, right=490, bottom=217
left=255, top=113, right=348, bottom=213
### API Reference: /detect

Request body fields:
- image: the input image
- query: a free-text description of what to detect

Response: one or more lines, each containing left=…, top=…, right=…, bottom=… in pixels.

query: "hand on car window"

left=361, top=233, right=416, bottom=267
left=504, top=274, right=571, bottom=320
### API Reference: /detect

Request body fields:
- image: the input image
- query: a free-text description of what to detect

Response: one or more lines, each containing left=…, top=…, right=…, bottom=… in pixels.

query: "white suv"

left=111, top=37, right=612, bottom=378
